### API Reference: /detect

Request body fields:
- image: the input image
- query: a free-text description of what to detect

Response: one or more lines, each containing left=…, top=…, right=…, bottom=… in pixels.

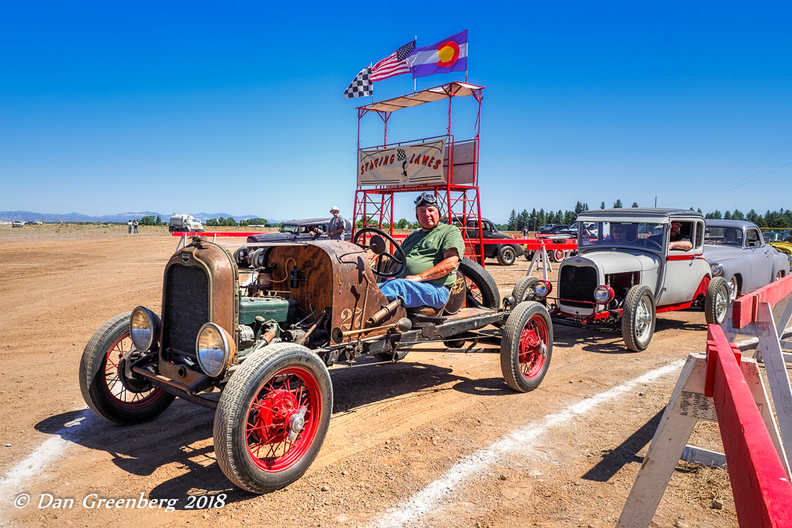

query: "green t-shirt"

left=400, top=223, right=465, bottom=288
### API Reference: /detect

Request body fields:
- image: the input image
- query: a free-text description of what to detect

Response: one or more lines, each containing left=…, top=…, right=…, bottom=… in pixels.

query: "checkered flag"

left=397, top=148, right=406, bottom=161
left=344, top=66, right=373, bottom=99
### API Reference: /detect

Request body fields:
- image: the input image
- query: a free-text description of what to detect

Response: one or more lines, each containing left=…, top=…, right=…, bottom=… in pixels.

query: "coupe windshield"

left=279, top=224, right=299, bottom=234
left=579, top=221, right=665, bottom=250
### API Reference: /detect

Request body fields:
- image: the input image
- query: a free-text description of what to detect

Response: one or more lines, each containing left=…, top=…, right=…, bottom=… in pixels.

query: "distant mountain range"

left=0, top=211, right=272, bottom=224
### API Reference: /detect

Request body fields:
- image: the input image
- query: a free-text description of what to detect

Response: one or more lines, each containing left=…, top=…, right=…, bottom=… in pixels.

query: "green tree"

left=507, top=209, right=517, bottom=231
left=516, top=209, right=529, bottom=231
left=724, top=210, right=732, bottom=220
left=217, top=216, right=227, bottom=226
left=732, top=209, right=744, bottom=220
left=574, top=201, right=585, bottom=215
left=206, top=218, right=218, bottom=226
left=631, top=202, right=639, bottom=208
left=247, top=217, right=267, bottom=226
left=537, top=208, right=546, bottom=228
left=614, top=199, right=623, bottom=208
left=156, top=214, right=162, bottom=225
left=227, top=217, right=238, bottom=226
left=600, top=201, right=606, bottom=209
left=396, top=218, right=410, bottom=229
left=239, top=220, right=248, bottom=227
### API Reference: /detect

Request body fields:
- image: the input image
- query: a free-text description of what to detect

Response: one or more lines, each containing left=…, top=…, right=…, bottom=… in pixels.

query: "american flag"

left=371, top=40, right=415, bottom=82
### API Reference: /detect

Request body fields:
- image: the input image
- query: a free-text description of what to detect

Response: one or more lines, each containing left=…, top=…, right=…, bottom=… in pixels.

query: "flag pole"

left=413, top=35, right=417, bottom=93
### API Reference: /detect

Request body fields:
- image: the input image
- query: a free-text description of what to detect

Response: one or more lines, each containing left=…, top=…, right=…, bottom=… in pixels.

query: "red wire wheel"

left=214, top=343, right=333, bottom=494
left=79, top=312, right=174, bottom=424
left=101, top=332, right=168, bottom=409
left=517, top=313, right=549, bottom=380
left=245, top=367, right=321, bottom=472
left=500, top=302, right=553, bottom=392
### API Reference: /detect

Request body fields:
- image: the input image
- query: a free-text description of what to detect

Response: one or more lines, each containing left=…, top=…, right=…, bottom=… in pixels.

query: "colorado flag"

left=406, top=30, right=468, bottom=79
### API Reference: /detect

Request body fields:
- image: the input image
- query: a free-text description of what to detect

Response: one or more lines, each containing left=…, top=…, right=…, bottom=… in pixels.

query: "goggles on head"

left=414, top=192, right=438, bottom=208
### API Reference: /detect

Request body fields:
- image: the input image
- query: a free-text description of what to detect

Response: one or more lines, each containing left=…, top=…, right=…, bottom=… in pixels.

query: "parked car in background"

left=463, top=217, right=526, bottom=266
left=703, top=220, right=789, bottom=301
left=11, top=220, right=24, bottom=228
left=514, top=208, right=730, bottom=352
left=169, top=214, right=204, bottom=233
left=533, top=224, right=577, bottom=262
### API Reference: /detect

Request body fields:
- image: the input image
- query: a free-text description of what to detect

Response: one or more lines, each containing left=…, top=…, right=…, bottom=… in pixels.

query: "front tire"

left=497, top=246, right=517, bottom=266
left=621, top=285, right=656, bottom=352
left=79, top=313, right=175, bottom=424
left=511, top=276, right=539, bottom=304
left=214, top=343, right=332, bottom=493
left=500, top=302, right=553, bottom=392
left=705, top=276, right=730, bottom=325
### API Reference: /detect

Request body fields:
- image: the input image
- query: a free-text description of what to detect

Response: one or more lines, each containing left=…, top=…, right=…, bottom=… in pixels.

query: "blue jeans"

left=379, top=279, right=450, bottom=309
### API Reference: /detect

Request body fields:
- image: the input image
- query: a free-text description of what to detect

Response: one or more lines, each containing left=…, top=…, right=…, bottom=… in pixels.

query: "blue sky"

left=1, top=1, right=790, bottom=224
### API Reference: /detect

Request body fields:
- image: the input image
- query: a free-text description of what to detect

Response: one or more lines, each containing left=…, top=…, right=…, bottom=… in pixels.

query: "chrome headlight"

left=710, top=263, right=723, bottom=277
left=534, top=280, right=553, bottom=298
left=196, top=323, right=234, bottom=378
left=130, top=306, right=160, bottom=352
left=594, top=285, right=615, bottom=304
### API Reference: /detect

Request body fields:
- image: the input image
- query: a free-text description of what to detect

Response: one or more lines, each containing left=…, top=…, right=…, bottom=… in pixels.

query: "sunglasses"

left=414, top=192, right=438, bottom=207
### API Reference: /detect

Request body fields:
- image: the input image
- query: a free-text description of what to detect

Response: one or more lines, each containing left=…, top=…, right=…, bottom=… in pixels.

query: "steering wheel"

left=637, top=238, right=662, bottom=249
left=352, top=227, right=406, bottom=278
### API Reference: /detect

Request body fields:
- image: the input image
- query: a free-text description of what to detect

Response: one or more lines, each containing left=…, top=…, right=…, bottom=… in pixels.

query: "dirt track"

left=0, top=225, right=737, bottom=527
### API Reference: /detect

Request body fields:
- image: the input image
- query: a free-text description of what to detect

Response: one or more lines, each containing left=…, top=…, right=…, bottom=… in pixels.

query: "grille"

left=559, top=265, right=597, bottom=308
left=166, top=264, right=209, bottom=357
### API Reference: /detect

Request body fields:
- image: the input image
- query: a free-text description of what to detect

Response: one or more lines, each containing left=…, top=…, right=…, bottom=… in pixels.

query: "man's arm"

left=405, top=249, right=460, bottom=282
left=670, top=240, right=692, bottom=250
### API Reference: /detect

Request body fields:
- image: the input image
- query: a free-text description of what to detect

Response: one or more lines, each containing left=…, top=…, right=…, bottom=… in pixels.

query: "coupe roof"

left=576, top=208, right=704, bottom=224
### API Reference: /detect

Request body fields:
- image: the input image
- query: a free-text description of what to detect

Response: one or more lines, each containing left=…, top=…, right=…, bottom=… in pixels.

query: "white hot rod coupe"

left=512, top=208, right=732, bottom=352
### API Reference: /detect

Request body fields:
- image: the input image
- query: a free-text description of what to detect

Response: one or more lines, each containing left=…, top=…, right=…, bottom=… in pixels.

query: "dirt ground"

left=0, top=224, right=742, bottom=527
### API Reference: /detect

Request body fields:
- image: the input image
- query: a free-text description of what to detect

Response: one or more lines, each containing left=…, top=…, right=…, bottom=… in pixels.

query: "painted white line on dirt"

left=370, top=359, right=685, bottom=528
left=0, top=410, right=91, bottom=506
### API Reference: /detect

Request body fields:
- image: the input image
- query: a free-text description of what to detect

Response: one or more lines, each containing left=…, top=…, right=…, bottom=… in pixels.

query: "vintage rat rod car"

left=79, top=228, right=552, bottom=493
left=512, top=209, right=731, bottom=352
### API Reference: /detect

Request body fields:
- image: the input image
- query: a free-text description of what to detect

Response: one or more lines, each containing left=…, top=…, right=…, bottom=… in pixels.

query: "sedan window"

left=747, top=228, right=762, bottom=247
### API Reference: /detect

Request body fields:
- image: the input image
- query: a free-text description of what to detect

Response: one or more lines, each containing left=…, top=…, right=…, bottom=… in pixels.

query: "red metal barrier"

left=732, top=274, right=792, bottom=329
left=706, top=324, right=792, bottom=527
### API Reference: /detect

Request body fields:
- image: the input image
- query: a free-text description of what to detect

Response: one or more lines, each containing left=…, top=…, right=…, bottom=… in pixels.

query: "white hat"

left=330, top=206, right=340, bottom=212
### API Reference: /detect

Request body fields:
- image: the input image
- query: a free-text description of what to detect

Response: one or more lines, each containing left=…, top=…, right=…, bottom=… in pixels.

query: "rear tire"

left=500, top=302, right=553, bottom=392
left=459, top=257, right=500, bottom=310
left=705, top=276, right=730, bottom=325
left=214, top=343, right=332, bottom=493
left=497, top=246, right=517, bottom=266
left=621, top=285, right=656, bottom=352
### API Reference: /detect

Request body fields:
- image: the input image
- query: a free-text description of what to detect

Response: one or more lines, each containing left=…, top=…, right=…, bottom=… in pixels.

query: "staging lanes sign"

left=358, top=139, right=445, bottom=187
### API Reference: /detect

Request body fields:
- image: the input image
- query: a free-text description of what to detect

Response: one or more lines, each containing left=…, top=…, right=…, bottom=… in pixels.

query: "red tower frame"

left=352, top=81, right=487, bottom=263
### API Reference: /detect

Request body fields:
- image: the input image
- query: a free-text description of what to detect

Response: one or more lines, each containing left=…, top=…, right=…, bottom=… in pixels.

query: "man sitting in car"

left=669, top=221, right=692, bottom=251
left=379, top=192, right=465, bottom=309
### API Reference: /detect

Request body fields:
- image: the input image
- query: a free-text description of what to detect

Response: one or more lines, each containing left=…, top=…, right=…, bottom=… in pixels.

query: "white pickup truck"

left=168, top=214, right=204, bottom=233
